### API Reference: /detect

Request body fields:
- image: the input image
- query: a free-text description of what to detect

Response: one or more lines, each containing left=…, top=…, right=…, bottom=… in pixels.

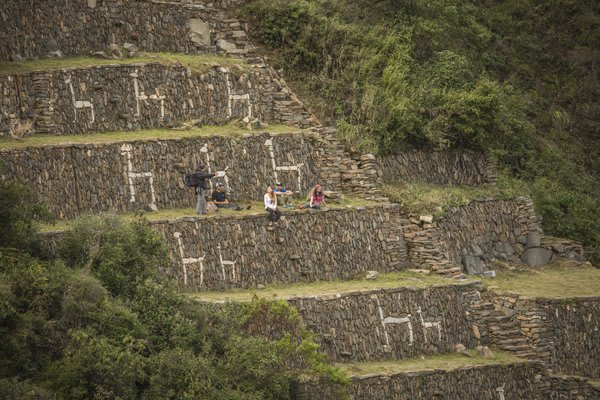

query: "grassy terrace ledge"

left=0, top=123, right=302, bottom=150
left=0, top=52, right=249, bottom=75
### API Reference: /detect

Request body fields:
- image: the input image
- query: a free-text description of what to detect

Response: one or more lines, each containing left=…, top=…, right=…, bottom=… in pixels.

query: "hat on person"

left=276, top=182, right=282, bottom=186
left=216, top=182, right=224, bottom=187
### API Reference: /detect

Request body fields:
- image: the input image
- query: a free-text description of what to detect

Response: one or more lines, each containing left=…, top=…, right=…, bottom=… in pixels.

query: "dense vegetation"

left=240, top=0, right=600, bottom=263
left=0, top=182, right=345, bottom=399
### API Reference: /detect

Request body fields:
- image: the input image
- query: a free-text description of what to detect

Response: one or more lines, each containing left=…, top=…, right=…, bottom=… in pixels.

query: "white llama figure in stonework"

left=416, top=306, right=442, bottom=343
left=173, top=232, right=206, bottom=286
left=374, top=295, right=414, bottom=352
left=496, top=385, right=506, bottom=400
left=217, top=244, right=237, bottom=282
left=264, top=138, right=305, bottom=193
left=199, top=143, right=230, bottom=193
left=120, top=143, right=158, bottom=211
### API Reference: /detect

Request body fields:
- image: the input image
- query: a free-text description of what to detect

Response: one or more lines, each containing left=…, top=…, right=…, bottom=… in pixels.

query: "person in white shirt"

left=264, top=186, right=281, bottom=228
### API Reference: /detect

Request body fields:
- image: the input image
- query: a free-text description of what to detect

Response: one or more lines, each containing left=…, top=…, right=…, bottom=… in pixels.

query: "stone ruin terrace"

left=1, top=0, right=599, bottom=398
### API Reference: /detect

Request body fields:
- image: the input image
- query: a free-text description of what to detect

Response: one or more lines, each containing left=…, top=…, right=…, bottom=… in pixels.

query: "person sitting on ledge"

left=211, top=183, right=250, bottom=211
left=300, top=183, right=327, bottom=209
left=274, top=182, right=294, bottom=208
left=264, top=186, right=281, bottom=228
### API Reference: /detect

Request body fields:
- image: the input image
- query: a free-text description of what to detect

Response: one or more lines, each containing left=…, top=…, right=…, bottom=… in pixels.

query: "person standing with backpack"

left=180, top=163, right=216, bottom=215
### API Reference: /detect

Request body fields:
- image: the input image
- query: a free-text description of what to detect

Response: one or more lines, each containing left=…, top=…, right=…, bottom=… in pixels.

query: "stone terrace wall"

left=1, top=132, right=337, bottom=219
left=379, top=150, right=497, bottom=186
left=486, top=294, right=600, bottom=378
left=301, top=362, right=551, bottom=400
left=287, top=283, right=483, bottom=363
left=0, top=62, right=315, bottom=136
left=152, top=206, right=410, bottom=290
left=171, top=0, right=247, bottom=8
left=0, top=0, right=255, bottom=61
left=542, top=375, right=600, bottom=399
left=436, top=197, right=541, bottom=268
left=1, top=131, right=384, bottom=219
left=401, top=198, right=542, bottom=276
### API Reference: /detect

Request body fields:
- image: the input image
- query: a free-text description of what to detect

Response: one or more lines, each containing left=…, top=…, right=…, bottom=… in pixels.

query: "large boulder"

left=462, top=255, right=486, bottom=275
left=189, top=19, right=211, bottom=46
left=521, top=248, right=553, bottom=266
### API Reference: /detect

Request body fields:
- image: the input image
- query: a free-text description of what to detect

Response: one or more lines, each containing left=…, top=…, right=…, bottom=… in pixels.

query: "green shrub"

left=0, top=181, right=52, bottom=253
left=58, top=215, right=168, bottom=298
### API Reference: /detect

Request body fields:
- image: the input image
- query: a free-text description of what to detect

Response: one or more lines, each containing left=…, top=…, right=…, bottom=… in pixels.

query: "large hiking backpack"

left=183, top=172, right=200, bottom=188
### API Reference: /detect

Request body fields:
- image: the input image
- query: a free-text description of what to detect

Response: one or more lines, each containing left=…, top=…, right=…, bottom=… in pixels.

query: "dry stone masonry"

left=0, top=0, right=255, bottom=61
left=300, top=362, right=600, bottom=400
left=399, top=198, right=574, bottom=277
left=288, top=283, right=483, bottom=363
left=485, top=293, right=600, bottom=378
left=379, top=149, right=497, bottom=186
left=0, top=62, right=315, bottom=136
left=3, top=0, right=599, bottom=398
left=0, top=131, right=382, bottom=219
left=153, top=206, right=409, bottom=291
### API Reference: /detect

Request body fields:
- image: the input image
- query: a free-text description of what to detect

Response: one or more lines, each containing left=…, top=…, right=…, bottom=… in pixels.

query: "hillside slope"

left=238, top=0, right=600, bottom=263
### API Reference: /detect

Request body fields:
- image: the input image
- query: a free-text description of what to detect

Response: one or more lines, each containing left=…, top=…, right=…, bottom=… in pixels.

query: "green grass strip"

left=338, top=350, right=524, bottom=377
left=37, top=197, right=382, bottom=232
left=483, top=261, right=600, bottom=299
left=382, top=175, right=529, bottom=217
left=0, top=52, right=247, bottom=75
left=0, top=123, right=301, bottom=150
left=189, top=271, right=462, bottom=302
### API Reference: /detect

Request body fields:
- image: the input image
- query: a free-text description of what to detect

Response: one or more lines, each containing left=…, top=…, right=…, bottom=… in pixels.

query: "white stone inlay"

left=120, top=144, right=157, bottom=211
left=66, top=77, right=95, bottom=123
left=217, top=243, right=238, bottom=282
left=224, top=68, right=253, bottom=119
left=199, top=143, right=230, bottom=193
left=375, top=295, right=414, bottom=352
left=416, top=306, right=442, bottom=343
left=131, top=69, right=166, bottom=120
left=496, top=384, right=506, bottom=400
left=173, top=232, right=206, bottom=286
left=264, top=139, right=304, bottom=192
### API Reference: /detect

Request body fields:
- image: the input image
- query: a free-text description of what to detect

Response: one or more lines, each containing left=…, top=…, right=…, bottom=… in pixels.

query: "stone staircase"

left=1, top=1, right=599, bottom=399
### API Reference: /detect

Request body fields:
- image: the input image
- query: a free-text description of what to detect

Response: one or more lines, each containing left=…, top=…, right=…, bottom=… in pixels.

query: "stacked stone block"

left=300, top=362, right=600, bottom=400
left=1, top=131, right=397, bottom=219
left=486, top=293, right=600, bottom=378
left=379, top=149, right=497, bottom=186
left=288, top=283, right=482, bottom=363
left=0, top=62, right=315, bottom=136
left=0, top=0, right=253, bottom=61
left=152, top=206, right=410, bottom=290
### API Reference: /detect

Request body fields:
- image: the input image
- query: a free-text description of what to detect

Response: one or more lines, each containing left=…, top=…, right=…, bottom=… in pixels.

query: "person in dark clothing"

left=193, top=167, right=216, bottom=215
left=211, top=183, right=250, bottom=211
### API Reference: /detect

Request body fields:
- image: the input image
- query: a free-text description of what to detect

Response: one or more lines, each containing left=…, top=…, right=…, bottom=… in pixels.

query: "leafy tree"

left=0, top=180, right=52, bottom=253
left=58, top=215, right=168, bottom=298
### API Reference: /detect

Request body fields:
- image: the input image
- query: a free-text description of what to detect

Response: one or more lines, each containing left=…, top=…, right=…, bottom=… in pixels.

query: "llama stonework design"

left=173, top=232, right=206, bottom=286
left=374, top=295, right=414, bottom=352
left=223, top=67, right=253, bottom=120
left=120, top=143, right=157, bottom=211
left=265, top=138, right=304, bottom=192
left=66, top=76, right=95, bottom=124
left=130, top=69, right=166, bottom=120
left=416, top=306, right=442, bottom=343
left=217, top=243, right=238, bottom=282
